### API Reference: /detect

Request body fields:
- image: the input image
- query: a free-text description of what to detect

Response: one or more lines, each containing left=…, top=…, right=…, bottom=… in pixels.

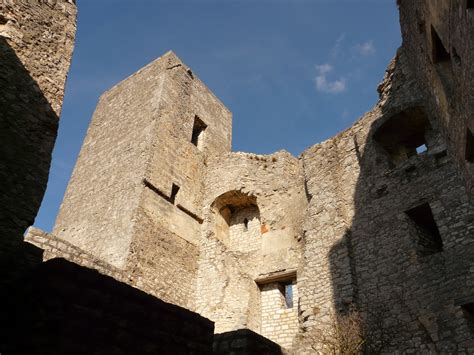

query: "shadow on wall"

left=0, top=37, right=58, bottom=286
left=0, top=258, right=215, bottom=355
left=327, top=51, right=474, bottom=353
left=213, top=329, right=282, bottom=355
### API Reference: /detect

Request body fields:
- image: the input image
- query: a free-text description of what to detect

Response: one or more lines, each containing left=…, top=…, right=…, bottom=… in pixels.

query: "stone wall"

left=0, top=258, right=214, bottom=354
left=0, top=0, right=76, bottom=286
left=261, top=281, right=299, bottom=348
left=228, top=205, right=261, bottom=253
left=398, top=0, right=474, bottom=201
left=213, top=329, right=282, bottom=355
left=21, top=1, right=473, bottom=352
left=195, top=150, right=306, bottom=345
left=295, top=41, right=474, bottom=354
left=51, top=51, right=231, bottom=309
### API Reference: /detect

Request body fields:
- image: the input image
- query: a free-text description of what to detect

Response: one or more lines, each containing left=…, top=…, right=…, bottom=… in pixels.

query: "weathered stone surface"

left=0, top=258, right=214, bottom=355
left=24, top=0, right=473, bottom=353
left=0, top=0, right=77, bottom=287
left=213, top=329, right=282, bottom=355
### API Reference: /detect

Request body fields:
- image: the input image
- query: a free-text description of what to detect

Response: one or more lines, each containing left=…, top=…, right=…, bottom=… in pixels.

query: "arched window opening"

left=373, top=107, right=436, bottom=167
left=211, top=191, right=261, bottom=252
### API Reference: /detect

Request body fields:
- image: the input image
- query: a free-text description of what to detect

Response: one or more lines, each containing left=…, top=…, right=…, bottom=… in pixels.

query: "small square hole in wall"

left=405, top=203, right=443, bottom=255
left=463, top=302, right=474, bottom=315
left=466, top=128, right=474, bottom=163
left=416, top=144, right=428, bottom=154
left=191, top=115, right=207, bottom=149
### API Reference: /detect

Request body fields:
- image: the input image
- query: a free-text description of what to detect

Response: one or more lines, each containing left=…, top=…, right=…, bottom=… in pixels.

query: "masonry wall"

left=0, top=0, right=76, bottom=286
left=295, top=47, right=474, bottom=353
left=196, top=150, right=306, bottom=346
left=53, top=52, right=173, bottom=268
left=0, top=258, right=214, bottom=354
left=125, top=52, right=232, bottom=309
left=52, top=51, right=231, bottom=309
left=261, top=281, right=299, bottom=348
left=17, top=1, right=473, bottom=352
left=398, top=0, right=474, bottom=200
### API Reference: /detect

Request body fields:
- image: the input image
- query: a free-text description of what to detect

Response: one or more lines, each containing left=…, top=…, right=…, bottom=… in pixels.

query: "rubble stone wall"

left=195, top=150, right=306, bottom=341
left=21, top=1, right=474, bottom=352
left=0, top=0, right=76, bottom=284
left=398, top=0, right=474, bottom=200
left=295, top=43, right=474, bottom=354
left=261, top=281, right=299, bottom=348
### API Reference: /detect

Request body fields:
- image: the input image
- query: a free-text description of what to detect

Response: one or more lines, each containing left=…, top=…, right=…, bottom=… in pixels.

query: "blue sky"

left=35, top=0, right=401, bottom=232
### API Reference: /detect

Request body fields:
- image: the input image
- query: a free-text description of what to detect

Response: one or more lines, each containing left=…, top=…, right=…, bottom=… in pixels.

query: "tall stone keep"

left=52, top=51, right=232, bottom=308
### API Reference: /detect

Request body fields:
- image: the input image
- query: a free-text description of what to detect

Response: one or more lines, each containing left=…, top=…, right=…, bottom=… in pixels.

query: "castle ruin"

left=1, top=0, right=473, bottom=353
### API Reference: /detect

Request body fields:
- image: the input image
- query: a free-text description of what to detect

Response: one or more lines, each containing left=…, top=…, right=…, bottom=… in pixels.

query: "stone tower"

left=51, top=51, right=232, bottom=308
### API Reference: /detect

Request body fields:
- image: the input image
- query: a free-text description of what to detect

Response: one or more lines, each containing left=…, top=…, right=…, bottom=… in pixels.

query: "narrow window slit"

left=431, top=26, right=450, bottom=63
left=191, top=115, right=207, bottom=149
left=284, top=283, right=294, bottom=308
left=169, top=184, right=180, bottom=204
left=466, top=127, right=474, bottom=163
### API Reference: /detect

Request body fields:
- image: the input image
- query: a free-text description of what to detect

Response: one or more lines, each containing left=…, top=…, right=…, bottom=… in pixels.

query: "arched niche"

left=373, top=107, right=438, bottom=167
left=211, top=191, right=261, bottom=252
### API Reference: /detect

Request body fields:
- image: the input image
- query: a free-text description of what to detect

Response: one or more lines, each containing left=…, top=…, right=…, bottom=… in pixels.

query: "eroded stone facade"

left=0, top=0, right=77, bottom=287
left=26, top=0, right=473, bottom=352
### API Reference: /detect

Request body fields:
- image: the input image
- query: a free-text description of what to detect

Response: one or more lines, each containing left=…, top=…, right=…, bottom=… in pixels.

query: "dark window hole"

left=169, top=184, right=180, bottom=204
left=191, top=115, right=207, bottom=148
left=406, top=203, right=443, bottom=255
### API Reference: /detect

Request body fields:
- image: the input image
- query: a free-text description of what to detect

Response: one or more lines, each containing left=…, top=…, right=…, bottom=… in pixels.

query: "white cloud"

left=354, top=40, right=376, bottom=56
left=314, top=64, right=346, bottom=94
left=315, top=63, right=333, bottom=75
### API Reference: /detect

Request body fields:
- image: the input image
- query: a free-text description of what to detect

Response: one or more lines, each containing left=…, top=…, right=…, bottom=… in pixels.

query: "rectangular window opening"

left=461, top=302, right=474, bottom=330
left=431, top=26, right=451, bottom=63
left=405, top=203, right=443, bottom=255
left=416, top=143, right=428, bottom=154
left=277, top=281, right=294, bottom=309
left=169, top=184, right=180, bottom=205
left=191, top=115, right=207, bottom=148
left=466, top=128, right=474, bottom=163
left=467, top=0, right=474, bottom=9
left=462, top=303, right=474, bottom=316
left=284, top=283, right=294, bottom=308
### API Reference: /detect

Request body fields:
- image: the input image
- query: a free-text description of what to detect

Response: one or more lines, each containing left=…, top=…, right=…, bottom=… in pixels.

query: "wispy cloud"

left=353, top=40, right=376, bottom=56
left=330, top=33, right=346, bottom=58
left=314, top=64, right=346, bottom=94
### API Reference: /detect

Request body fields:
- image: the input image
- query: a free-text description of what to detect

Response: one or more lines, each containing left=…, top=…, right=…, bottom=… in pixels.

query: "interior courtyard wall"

left=196, top=150, right=306, bottom=343
left=0, top=0, right=76, bottom=285
left=295, top=47, right=474, bottom=353
left=398, top=0, right=474, bottom=200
